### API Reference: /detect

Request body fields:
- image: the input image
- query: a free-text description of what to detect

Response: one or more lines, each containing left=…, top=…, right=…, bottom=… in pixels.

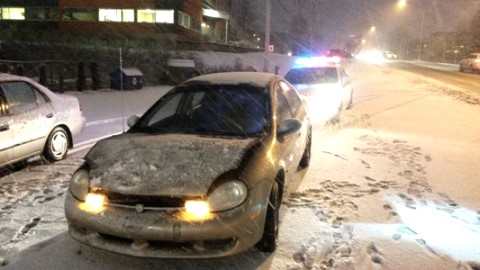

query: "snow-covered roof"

left=0, top=72, right=30, bottom=81
left=117, top=67, right=143, bottom=76
left=185, top=72, right=280, bottom=88
left=0, top=72, right=58, bottom=100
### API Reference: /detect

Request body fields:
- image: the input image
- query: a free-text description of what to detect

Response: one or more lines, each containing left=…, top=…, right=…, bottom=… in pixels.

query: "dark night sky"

left=251, top=0, right=480, bottom=49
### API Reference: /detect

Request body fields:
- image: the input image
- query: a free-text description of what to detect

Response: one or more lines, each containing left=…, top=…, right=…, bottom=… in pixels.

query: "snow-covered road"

left=1, top=62, right=480, bottom=269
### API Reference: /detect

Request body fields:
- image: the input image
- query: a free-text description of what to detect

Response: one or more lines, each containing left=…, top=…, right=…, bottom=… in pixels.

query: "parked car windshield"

left=130, top=84, right=271, bottom=137
left=285, top=67, right=339, bottom=84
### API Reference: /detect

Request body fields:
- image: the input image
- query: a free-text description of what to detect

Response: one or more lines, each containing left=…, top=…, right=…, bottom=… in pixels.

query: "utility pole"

left=263, top=0, right=271, bottom=72
left=417, top=10, right=425, bottom=61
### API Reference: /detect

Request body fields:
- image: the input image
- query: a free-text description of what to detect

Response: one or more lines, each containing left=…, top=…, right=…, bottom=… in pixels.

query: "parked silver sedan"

left=0, top=73, right=86, bottom=167
left=459, top=53, right=480, bottom=73
left=65, top=72, right=311, bottom=258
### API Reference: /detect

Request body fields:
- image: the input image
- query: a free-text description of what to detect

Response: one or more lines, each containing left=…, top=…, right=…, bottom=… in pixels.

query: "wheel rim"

left=50, top=131, right=68, bottom=158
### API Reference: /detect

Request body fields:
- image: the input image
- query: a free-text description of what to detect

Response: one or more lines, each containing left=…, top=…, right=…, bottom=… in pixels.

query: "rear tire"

left=345, top=90, right=353, bottom=110
left=330, top=105, right=341, bottom=124
left=43, top=127, right=69, bottom=162
left=256, top=181, right=280, bottom=253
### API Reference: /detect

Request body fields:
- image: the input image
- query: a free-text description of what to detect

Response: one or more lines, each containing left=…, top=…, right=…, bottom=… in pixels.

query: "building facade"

left=0, top=0, right=230, bottom=43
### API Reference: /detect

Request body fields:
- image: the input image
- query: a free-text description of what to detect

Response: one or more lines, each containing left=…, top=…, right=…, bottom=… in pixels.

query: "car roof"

left=0, top=73, right=57, bottom=99
left=184, top=72, right=282, bottom=88
left=0, top=72, right=32, bottom=82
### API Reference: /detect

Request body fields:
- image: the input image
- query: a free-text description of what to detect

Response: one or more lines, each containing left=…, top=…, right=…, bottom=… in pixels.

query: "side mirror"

left=277, top=119, right=302, bottom=140
left=127, top=115, right=139, bottom=128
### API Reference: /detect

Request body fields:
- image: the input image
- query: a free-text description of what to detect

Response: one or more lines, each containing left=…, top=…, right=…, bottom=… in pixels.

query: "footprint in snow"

left=360, top=159, right=371, bottom=169
left=366, top=242, right=384, bottom=264
left=19, top=217, right=41, bottom=235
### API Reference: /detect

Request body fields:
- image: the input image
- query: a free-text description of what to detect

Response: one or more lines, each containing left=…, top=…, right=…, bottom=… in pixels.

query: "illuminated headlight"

left=69, top=168, right=90, bottom=201
left=208, top=180, right=248, bottom=212
left=85, top=193, right=106, bottom=209
left=184, top=200, right=210, bottom=218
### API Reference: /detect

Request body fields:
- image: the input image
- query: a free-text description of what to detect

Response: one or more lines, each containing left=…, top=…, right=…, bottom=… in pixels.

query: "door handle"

left=46, top=113, right=54, bottom=118
left=0, top=124, right=9, bottom=131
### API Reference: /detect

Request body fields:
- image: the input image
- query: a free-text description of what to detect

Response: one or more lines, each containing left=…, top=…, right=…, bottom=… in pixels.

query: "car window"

left=285, top=67, right=339, bottom=84
left=146, top=92, right=183, bottom=126
left=0, top=81, right=38, bottom=114
left=34, top=88, right=48, bottom=105
left=280, top=81, right=301, bottom=115
left=275, top=84, right=293, bottom=122
left=134, top=84, right=270, bottom=137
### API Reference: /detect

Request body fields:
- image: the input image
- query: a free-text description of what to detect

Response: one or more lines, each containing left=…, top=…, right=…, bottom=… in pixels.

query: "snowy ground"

left=1, top=62, right=480, bottom=269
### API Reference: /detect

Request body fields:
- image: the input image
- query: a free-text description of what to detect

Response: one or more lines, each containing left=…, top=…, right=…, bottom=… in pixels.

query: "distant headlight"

left=69, top=168, right=90, bottom=201
left=208, top=180, right=248, bottom=212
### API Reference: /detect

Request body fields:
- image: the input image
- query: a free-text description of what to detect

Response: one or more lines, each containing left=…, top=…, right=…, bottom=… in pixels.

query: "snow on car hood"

left=85, top=133, right=257, bottom=196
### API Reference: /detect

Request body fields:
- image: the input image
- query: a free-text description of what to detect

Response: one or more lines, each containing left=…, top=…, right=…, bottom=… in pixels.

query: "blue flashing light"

left=294, top=56, right=339, bottom=68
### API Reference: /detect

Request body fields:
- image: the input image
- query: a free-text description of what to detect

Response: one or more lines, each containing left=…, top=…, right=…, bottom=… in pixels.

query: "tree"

left=470, top=8, right=480, bottom=51
left=77, top=62, right=85, bottom=91
left=229, top=1, right=257, bottom=42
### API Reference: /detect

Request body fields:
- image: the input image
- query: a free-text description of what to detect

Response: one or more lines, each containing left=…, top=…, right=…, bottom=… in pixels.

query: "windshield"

left=285, top=67, right=339, bottom=84
left=130, top=84, right=271, bottom=137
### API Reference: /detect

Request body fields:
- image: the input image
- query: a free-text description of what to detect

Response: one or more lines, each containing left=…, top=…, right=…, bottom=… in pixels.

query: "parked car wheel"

left=299, top=130, right=312, bottom=169
left=329, top=105, right=341, bottom=124
left=43, top=127, right=69, bottom=162
left=345, top=90, right=353, bottom=110
left=256, top=181, right=280, bottom=253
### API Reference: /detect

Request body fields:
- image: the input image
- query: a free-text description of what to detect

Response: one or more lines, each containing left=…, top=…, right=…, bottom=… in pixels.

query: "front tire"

left=256, top=181, right=280, bottom=253
left=298, top=129, right=312, bottom=169
left=43, top=127, right=69, bottom=162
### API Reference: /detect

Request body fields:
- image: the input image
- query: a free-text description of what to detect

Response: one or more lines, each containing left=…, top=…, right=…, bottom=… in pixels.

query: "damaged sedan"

left=64, top=72, right=312, bottom=258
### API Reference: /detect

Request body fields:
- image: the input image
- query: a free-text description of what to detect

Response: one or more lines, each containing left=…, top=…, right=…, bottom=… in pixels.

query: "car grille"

left=104, top=192, right=192, bottom=208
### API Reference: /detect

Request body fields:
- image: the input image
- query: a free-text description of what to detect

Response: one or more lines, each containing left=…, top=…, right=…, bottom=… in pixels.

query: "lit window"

left=137, top=9, right=173, bottom=24
left=155, top=10, right=174, bottom=23
left=99, top=9, right=134, bottom=22
left=1, top=7, right=25, bottom=20
left=137, top=9, right=155, bottom=23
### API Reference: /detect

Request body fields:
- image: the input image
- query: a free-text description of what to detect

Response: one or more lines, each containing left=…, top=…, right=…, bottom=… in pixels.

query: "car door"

left=0, top=93, right=13, bottom=166
left=1, top=81, right=55, bottom=162
left=273, top=81, right=303, bottom=177
left=280, top=80, right=310, bottom=169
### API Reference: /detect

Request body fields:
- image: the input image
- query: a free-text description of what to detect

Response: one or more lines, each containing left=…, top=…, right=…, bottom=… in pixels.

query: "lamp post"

left=417, top=10, right=425, bottom=61
left=397, top=0, right=425, bottom=61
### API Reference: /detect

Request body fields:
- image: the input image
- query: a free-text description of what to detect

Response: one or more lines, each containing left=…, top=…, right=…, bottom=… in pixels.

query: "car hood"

left=85, top=133, right=258, bottom=197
